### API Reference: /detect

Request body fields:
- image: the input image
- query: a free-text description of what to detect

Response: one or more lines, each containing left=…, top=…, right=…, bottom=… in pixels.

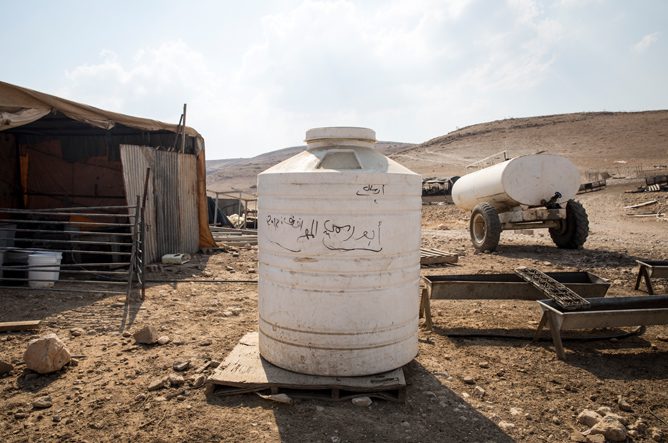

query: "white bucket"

left=28, top=251, right=63, bottom=288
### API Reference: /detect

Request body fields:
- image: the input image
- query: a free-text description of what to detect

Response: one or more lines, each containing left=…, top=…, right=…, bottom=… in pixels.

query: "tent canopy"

left=0, top=80, right=201, bottom=139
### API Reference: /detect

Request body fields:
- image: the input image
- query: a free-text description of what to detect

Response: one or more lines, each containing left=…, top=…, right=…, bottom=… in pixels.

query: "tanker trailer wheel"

left=549, top=200, right=589, bottom=249
left=469, top=203, right=502, bottom=252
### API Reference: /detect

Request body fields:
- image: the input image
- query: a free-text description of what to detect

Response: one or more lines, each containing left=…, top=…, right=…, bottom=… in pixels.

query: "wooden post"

left=180, top=103, right=187, bottom=153
left=213, top=192, right=219, bottom=226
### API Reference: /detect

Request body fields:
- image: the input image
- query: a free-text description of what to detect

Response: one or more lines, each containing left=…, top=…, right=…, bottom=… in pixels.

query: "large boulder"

left=24, top=333, right=71, bottom=374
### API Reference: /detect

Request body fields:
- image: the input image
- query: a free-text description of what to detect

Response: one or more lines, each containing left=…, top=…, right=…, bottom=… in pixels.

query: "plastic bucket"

left=28, top=251, right=63, bottom=288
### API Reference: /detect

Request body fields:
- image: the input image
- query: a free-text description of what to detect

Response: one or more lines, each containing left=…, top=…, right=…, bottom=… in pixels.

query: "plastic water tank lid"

left=305, top=127, right=376, bottom=144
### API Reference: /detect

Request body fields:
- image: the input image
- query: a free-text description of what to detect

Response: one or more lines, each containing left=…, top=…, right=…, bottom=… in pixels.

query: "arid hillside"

left=393, top=111, right=668, bottom=179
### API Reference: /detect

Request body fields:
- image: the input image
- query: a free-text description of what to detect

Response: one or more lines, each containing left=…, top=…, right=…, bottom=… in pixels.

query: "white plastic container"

left=451, top=154, right=581, bottom=212
left=28, top=251, right=62, bottom=288
left=257, top=127, right=422, bottom=376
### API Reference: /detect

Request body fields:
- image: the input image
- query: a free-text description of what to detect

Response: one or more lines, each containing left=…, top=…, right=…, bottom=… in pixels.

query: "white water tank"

left=257, top=127, right=422, bottom=376
left=451, top=154, right=581, bottom=212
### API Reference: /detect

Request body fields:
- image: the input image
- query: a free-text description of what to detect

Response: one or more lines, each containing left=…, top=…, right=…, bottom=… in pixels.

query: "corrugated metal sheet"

left=120, top=145, right=200, bottom=263
left=155, top=151, right=180, bottom=257
left=178, top=153, right=199, bottom=253
left=120, top=145, right=158, bottom=263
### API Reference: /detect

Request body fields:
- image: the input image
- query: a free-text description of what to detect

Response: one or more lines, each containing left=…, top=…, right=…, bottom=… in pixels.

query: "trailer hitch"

left=541, top=192, right=562, bottom=209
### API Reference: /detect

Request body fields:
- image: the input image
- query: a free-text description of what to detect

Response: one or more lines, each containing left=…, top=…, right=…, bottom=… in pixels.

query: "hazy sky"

left=2, top=0, right=666, bottom=159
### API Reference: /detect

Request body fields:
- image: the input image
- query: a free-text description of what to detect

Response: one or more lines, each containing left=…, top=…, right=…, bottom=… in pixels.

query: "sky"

left=1, top=0, right=667, bottom=160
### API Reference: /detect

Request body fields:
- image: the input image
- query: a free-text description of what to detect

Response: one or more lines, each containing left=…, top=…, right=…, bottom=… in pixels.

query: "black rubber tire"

left=469, top=203, right=502, bottom=252
left=549, top=200, right=589, bottom=249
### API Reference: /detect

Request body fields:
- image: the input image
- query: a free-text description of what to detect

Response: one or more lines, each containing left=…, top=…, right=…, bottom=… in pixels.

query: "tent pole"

left=180, top=103, right=187, bottom=153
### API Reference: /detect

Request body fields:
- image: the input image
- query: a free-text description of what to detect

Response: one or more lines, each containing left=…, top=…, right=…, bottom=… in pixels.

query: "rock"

left=32, top=395, right=53, bottom=409
left=69, top=328, right=85, bottom=337
left=570, top=430, right=587, bottom=442
left=401, top=421, right=410, bottom=427
left=199, top=339, right=212, bottom=346
left=462, top=376, right=476, bottom=385
left=630, top=418, right=648, bottom=432
left=551, top=416, right=561, bottom=425
left=14, top=412, right=28, bottom=420
left=423, top=390, right=437, bottom=400
left=587, top=416, right=627, bottom=442
left=510, top=407, right=522, bottom=416
left=133, top=325, right=159, bottom=344
left=134, top=393, right=147, bottom=402
left=479, top=361, right=490, bottom=369
left=617, top=395, right=633, bottom=412
left=498, top=421, right=515, bottom=432
left=23, top=333, right=71, bottom=374
left=0, top=359, right=14, bottom=374
left=52, top=415, right=61, bottom=423
left=596, top=406, right=612, bottom=415
left=577, top=409, right=602, bottom=427
left=604, top=412, right=628, bottom=425
left=316, top=405, right=325, bottom=412
left=473, top=386, right=486, bottom=398
left=168, top=374, right=185, bottom=387
left=173, top=361, right=190, bottom=372
left=208, top=360, right=221, bottom=369
left=157, top=336, right=171, bottom=345
left=657, top=334, right=668, bottom=342
left=586, top=434, right=605, bottom=443
left=649, top=427, right=663, bottom=441
left=351, top=396, right=372, bottom=407
left=148, top=377, right=169, bottom=391
left=222, top=311, right=234, bottom=317
left=122, top=331, right=132, bottom=338
left=247, top=268, right=256, bottom=274
left=191, top=374, right=206, bottom=389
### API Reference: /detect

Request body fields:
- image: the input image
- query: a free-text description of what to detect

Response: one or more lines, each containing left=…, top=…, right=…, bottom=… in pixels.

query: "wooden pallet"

left=208, top=332, right=406, bottom=402
left=420, top=247, right=458, bottom=266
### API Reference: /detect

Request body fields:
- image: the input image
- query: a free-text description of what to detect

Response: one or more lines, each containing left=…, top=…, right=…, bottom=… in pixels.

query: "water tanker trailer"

left=451, top=154, right=588, bottom=252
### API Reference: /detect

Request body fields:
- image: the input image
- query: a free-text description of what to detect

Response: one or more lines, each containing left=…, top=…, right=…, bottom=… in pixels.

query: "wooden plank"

left=208, top=332, right=406, bottom=401
left=420, top=247, right=458, bottom=265
left=624, top=200, right=657, bottom=209
left=0, top=320, right=41, bottom=332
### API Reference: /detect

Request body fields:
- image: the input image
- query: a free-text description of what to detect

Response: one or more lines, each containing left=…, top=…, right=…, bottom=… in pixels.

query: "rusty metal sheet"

left=178, top=153, right=199, bottom=253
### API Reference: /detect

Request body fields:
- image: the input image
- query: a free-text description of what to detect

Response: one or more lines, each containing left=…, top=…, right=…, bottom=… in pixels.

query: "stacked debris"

left=626, top=174, right=668, bottom=193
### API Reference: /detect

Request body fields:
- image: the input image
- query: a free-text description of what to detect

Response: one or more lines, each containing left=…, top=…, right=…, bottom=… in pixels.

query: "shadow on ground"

left=205, top=360, right=513, bottom=442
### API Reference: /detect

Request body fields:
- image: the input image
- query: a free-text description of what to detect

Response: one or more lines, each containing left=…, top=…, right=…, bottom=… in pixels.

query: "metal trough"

left=635, top=260, right=668, bottom=295
left=535, top=295, right=668, bottom=359
left=424, top=272, right=609, bottom=300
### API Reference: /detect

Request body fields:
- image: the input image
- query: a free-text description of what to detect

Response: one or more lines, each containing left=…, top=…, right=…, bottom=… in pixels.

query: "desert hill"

left=206, top=111, right=668, bottom=192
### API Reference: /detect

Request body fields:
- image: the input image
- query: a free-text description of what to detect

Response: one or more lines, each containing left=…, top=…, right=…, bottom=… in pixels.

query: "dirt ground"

left=1, top=178, right=667, bottom=442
